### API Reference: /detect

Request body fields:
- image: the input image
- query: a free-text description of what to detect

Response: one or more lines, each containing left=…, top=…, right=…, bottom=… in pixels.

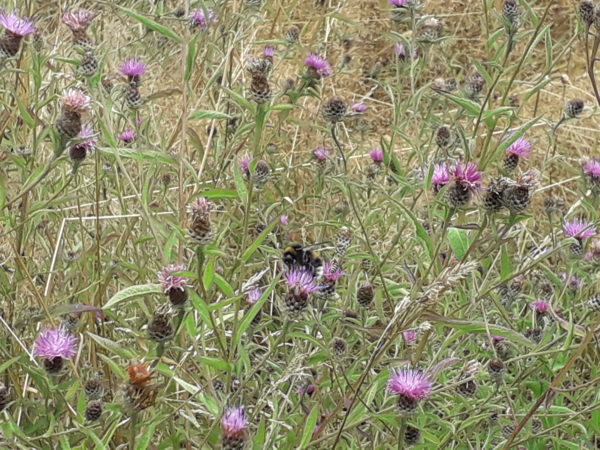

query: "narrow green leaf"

left=439, top=93, right=481, bottom=116
left=87, top=333, right=135, bottom=359
left=201, top=189, right=239, bottom=200
left=189, top=110, right=232, bottom=120
left=500, top=245, right=512, bottom=279
left=233, top=162, right=248, bottom=205
left=203, top=256, right=215, bottom=290
left=214, top=274, right=235, bottom=297
left=299, top=406, right=319, bottom=448
left=447, top=228, right=470, bottom=259
left=185, top=38, right=197, bottom=81
left=241, top=219, right=277, bottom=263
left=103, top=284, right=162, bottom=310
left=136, top=419, right=160, bottom=450
left=117, top=6, right=182, bottom=43
left=197, top=356, right=233, bottom=372
left=189, top=291, right=211, bottom=326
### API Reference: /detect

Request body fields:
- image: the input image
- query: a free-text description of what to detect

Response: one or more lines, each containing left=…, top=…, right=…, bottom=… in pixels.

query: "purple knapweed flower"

left=189, top=8, right=216, bottom=31
left=387, top=368, right=432, bottom=400
left=187, top=196, right=213, bottom=218
left=369, top=148, right=384, bottom=165
left=313, top=146, right=330, bottom=161
left=118, top=128, right=136, bottom=144
left=284, top=268, right=321, bottom=296
left=530, top=299, right=549, bottom=314
left=33, top=328, right=77, bottom=359
left=157, top=264, right=189, bottom=294
left=61, top=9, right=94, bottom=31
left=221, top=407, right=247, bottom=440
left=72, top=124, right=97, bottom=152
left=583, top=159, right=600, bottom=183
left=263, top=45, right=275, bottom=58
left=389, top=0, right=407, bottom=6
left=120, top=58, right=146, bottom=78
left=450, top=162, right=482, bottom=191
left=351, top=102, right=367, bottom=113
left=279, top=215, right=289, bottom=226
left=305, top=53, right=332, bottom=79
left=505, top=136, right=532, bottom=158
left=246, top=287, right=262, bottom=305
left=402, top=330, right=417, bottom=344
left=322, top=262, right=343, bottom=282
left=240, top=155, right=252, bottom=176
left=62, top=89, right=91, bottom=112
left=563, top=219, right=597, bottom=239
left=0, top=11, right=35, bottom=36
left=432, top=163, right=450, bottom=192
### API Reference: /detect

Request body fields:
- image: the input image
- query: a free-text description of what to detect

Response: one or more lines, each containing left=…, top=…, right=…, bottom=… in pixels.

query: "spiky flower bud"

left=579, top=0, right=595, bottom=28
left=84, top=378, right=104, bottom=400
left=435, top=125, right=455, bottom=151
left=249, top=71, right=272, bottom=104
left=85, top=400, right=103, bottom=421
left=565, top=99, right=584, bottom=118
left=331, top=337, right=348, bottom=356
left=357, top=281, right=374, bottom=307
left=187, top=197, right=215, bottom=245
left=587, top=293, right=600, bottom=312
left=254, top=160, right=270, bottom=186
left=503, top=0, right=519, bottom=27
left=464, top=73, right=485, bottom=99
left=404, top=425, right=420, bottom=445
left=148, top=307, right=174, bottom=343
left=334, top=226, right=353, bottom=258
left=418, top=16, right=442, bottom=42
left=488, top=358, right=505, bottom=382
left=285, top=25, right=300, bottom=43
left=482, top=177, right=510, bottom=212
left=322, top=97, right=347, bottom=124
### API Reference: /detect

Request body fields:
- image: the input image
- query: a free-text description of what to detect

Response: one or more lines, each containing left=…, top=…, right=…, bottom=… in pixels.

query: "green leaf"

left=241, top=219, right=277, bottom=263
left=235, top=277, right=279, bottom=345
left=87, top=333, right=135, bottom=359
left=201, top=189, right=239, bottom=200
left=136, top=419, right=160, bottom=450
left=197, top=356, right=233, bottom=372
left=440, top=93, right=481, bottom=116
left=214, top=274, right=235, bottom=297
left=103, top=284, right=162, bottom=310
left=233, top=162, right=248, bottom=205
left=99, top=147, right=175, bottom=164
left=500, top=245, right=512, bottom=279
left=447, top=228, right=470, bottom=259
left=0, top=355, right=21, bottom=373
left=189, top=110, right=232, bottom=120
left=185, top=38, right=197, bottom=81
left=203, top=256, right=215, bottom=290
left=189, top=291, right=211, bottom=326
left=117, top=6, right=181, bottom=43
left=299, top=405, right=319, bottom=448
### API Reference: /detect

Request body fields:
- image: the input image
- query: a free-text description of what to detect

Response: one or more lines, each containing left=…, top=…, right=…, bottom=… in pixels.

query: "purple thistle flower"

left=305, top=53, right=332, bottom=79
left=432, top=163, right=450, bottom=191
left=188, top=196, right=213, bottom=217
left=157, top=264, right=189, bottom=293
left=33, top=328, right=78, bottom=359
left=563, top=219, right=597, bottom=239
left=351, top=102, right=367, bottom=113
left=505, top=136, right=532, bottom=158
left=313, top=146, right=331, bottom=161
left=279, top=215, right=289, bottom=226
left=189, top=8, right=217, bottom=31
left=369, top=148, right=384, bottom=164
left=492, top=335, right=505, bottom=343
left=240, top=155, right=252, bottom=175
left=221, top=407, right=247, bottom=439
left=71, top=124, right=97, bottom=152
left=451, top=162, right=482, bottom=191
left=61, top=9, right=95, bottom=31
left=387, top=368, right=432, bottom=400
left=118, top=128, right=136, bottom=144
left=389, top=0, right=407, bottom=5
left=263, top=45, right=276, bottom=58
left=0, top=11, right=35, bottom=36
left=395, top=43, right=417, bottom=59
left=402, top=330, right=417, bottom=344
left=530, top=299, right=549, bottom=313
left=62, top=89, right=91, bottom=112
left=322, top=262, right=344, bottom=282
left=583, top=159, right=600, bottom=182
left=246, top=287, right=263, bottom=305
left=120, top=58, right=146, bottom=78
left=284, top=268, right=321, bottom=296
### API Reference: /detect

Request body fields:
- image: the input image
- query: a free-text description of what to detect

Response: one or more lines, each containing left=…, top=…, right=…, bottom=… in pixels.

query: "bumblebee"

left=283, top=244, right=323, bottom=277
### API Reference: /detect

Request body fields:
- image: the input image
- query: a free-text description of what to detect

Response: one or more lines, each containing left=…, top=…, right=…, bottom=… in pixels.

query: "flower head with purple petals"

left=530, top=299, right=549, bottom=313
left=583, top=159, right=600, bottom=182
left=263, top=45, right=275, bottom=58
left=351, top=102, right=367, bottom=113
left=279, top=215, right=289, bottom=226
left=305, top=53, right=332, bottom=79
left=246, top=287, right=263, bottom=305
left=120, top=58, right=146, bottom=78
left=189, top=8, right=216, bottom=31
left=389, top=0, right=407, bottom=6
left=61, top=89, right=91, bottom=112
left=432, top=163, right=450, bottom=191
left=313, top=146, right=331, bottom=161
left=157, top=264, right=189, bottom=293
left=450, top=162, right=482, bottom=191
left=187, top=197, right=213, bottom=218
left=387, top=368, right=432, bottom=400
left=284, top=268, right=321, bottom=296
left=221, top=407, right=247, bottom=438
left=33, top=328, right=78, bottom=359
left=118, top=129, right=136, bottom=144
left=240, top=155, right=252, bottom=175
left=71, top=124, right=97, bottom=152
left=369, top=148, right=384, bottom=165
left=563, top=219, right=597, bottom=239
left=61, top=9, right=94, bottom=31
left=0, top=11, right=35, bottom=36
left=402, top=330, right=417, bottom=344
left=505, top=136, right=532, bottom=158
left=323, top=262, right=344, bottom=282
